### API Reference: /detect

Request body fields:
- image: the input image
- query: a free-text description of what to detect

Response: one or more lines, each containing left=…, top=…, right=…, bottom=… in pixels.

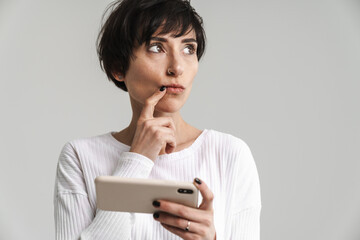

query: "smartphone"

left=95, top=176, right=199, bottom=213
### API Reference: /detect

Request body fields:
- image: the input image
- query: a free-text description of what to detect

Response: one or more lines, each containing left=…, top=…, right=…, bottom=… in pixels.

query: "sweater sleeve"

left=228, top=141, right=262, bottom=239
left=54, top=142, right=154, bottom=240
left=230, top=207, right=261, bottom=240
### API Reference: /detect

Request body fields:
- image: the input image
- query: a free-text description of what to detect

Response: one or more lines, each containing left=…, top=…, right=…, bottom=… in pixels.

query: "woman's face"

left=120, top=28, right=199, bottom=114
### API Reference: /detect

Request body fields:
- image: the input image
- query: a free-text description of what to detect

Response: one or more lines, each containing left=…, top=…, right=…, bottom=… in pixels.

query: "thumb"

left=194, top=178, right=214, bottom=211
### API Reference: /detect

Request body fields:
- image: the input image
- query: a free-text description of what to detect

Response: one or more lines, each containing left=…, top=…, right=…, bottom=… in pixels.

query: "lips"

left=166, top=87, right=185, bottom=93
left=161, top=84, right=185, bottom=94
left=164, top=84, right=185, bottom=89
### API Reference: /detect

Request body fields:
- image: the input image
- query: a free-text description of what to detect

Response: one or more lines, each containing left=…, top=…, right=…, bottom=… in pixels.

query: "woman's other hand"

left=153, top=178, right=216, bottom=240
left=129, top=86, right=177, bottom=161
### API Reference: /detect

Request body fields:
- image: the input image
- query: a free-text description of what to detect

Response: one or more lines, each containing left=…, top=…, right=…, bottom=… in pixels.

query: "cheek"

left=131, top=61, right=162, bottom=84
left=193, top=63, right=199, bottom=76
left=186, top=61, right=199, bottom=80
left=125, top=60, right=163, bottom=101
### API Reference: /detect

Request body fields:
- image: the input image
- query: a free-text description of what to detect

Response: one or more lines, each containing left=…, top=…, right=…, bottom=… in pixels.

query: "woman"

left=54, top=0, right=261, bottom=239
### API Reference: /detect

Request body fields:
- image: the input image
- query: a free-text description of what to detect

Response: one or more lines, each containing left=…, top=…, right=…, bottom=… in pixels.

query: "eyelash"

left=148, top=43, right=196, bottom=55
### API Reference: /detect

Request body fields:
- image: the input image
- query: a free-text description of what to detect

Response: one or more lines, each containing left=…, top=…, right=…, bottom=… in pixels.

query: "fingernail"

left=160, top=86, right=166, bottom=91
left=194, top=178, right=202, bottom=185
left=153, top=212, right=159, bottom=219
left=153, top=200, right=160, bottom=207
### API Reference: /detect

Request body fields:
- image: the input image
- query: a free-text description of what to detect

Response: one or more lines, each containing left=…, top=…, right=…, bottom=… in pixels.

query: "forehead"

left=152, top=27, right=197, bottom=40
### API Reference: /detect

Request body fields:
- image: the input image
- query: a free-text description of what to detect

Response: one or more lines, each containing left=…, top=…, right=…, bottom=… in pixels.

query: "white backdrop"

left=0, top=0, right=359, bottom=239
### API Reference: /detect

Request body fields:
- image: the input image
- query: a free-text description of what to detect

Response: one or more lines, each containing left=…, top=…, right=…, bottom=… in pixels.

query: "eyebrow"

left=150, top=37, right=197, bottom=44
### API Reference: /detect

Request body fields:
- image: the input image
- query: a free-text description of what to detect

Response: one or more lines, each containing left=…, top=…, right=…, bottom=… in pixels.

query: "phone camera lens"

left=178, top=189, right=193, bottom=194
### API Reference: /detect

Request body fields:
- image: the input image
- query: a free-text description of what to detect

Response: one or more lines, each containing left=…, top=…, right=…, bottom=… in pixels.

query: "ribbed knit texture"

left=54, top=129, right=262, bottom=240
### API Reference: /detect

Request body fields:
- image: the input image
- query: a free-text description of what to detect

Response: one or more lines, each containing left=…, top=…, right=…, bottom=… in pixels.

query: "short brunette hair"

left=97, top=0, right=206, bottom=92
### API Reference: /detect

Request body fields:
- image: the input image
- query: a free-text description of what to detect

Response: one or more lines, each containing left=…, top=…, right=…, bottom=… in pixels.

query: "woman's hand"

left=130, top=86, right=177, bottom=161
left=153, top=178, right=216, bottom=240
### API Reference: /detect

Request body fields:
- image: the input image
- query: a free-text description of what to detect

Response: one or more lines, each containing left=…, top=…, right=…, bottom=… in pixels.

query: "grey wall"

left=0, top=0, right=359, bottom=239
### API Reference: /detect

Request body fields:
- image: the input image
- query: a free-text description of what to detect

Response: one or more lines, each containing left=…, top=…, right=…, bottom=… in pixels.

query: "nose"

left=166, top=53, right=184, bottom=77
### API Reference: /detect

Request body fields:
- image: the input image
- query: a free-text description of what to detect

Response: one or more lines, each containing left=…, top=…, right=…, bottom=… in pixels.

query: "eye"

left=183, top=44, right=196, bottom=55
left=148, top=43, right=163, bottom=53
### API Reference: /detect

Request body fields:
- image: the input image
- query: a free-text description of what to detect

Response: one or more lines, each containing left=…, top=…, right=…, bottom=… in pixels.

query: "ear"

left=112, top=72, right=124, bottom=82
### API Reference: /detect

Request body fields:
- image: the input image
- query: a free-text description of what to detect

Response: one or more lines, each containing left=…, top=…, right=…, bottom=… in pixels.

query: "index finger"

left=140, top=86, right=167, bottom=120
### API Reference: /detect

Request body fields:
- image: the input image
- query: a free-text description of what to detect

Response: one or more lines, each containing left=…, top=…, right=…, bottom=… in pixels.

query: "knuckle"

left=175, top=218, right=183, bottom=226
left=208, top=192, right=214, bottom=201
left=203, top=218, right=212, bottom=227
left=154, top=131, right=162, bottom=141
left=198, top=227, right=207, bottom=236
left=143, top=120, right=151, bottom=128
left=144, top=99, right=152, bottom=106
left=178, top=207, right=189, bottom=217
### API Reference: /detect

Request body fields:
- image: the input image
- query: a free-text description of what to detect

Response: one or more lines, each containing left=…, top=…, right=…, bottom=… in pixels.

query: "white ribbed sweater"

left=54, top=129, right=261, bottom=240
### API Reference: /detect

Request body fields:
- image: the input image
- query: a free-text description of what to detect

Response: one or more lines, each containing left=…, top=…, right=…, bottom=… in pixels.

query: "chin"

left=156, top=106, right=181, bottom=114
left=155, top=103, right=183, bottom=114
